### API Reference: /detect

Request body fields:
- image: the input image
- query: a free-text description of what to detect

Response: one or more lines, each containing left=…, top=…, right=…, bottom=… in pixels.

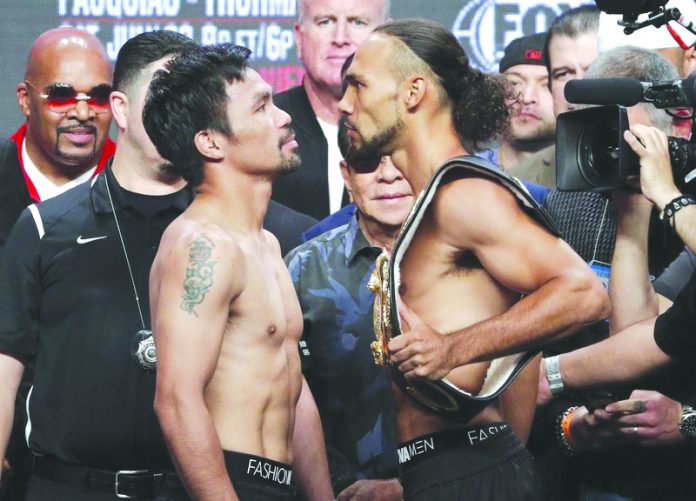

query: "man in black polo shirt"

left=0, top=30, right=116, bottom=499
left=0, top=31, right=199, bottom=501
left=0, top=28, right=116, bottom=253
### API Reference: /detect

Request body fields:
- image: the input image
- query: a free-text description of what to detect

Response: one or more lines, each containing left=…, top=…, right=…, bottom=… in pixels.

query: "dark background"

left=0, top=0, right=589, bottom=137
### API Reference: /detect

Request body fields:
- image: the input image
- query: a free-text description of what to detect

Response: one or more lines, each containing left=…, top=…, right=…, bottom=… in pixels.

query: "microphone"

left=565, top=78, right=646, bottom=106
left=565, top=73, right=696, bottom=109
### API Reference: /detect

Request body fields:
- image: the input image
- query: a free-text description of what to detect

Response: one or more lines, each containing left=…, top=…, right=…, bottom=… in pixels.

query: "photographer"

left=538, top=86, right=696, bottom=393
left=535, top=46, right=696, bottom=501
left=539, top=112, right=696, bottom=376
left=616, top=125, right=696, bottom=316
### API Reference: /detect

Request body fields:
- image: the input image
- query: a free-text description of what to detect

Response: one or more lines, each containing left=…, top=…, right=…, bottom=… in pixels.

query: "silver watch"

left=679, top=405, right=696, bottom=438
left=544, top=355, right=565, bottom=396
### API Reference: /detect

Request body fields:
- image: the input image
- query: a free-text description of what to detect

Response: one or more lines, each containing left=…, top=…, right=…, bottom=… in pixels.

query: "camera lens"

left=579, top=122, right=621, bottom=183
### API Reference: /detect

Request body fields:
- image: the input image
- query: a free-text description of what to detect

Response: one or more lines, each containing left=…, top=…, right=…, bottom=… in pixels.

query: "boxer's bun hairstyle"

left=375, top=19, right=513, bottom=151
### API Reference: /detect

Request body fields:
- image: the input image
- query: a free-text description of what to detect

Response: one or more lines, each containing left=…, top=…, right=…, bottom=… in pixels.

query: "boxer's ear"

left=194, top=130, right=224, bottom=160
left=403, top=75, right=427, bottom=110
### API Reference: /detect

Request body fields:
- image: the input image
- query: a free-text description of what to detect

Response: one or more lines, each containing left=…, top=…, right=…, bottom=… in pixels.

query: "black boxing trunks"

left=369, top=155, right=559, bottom=418
left=398, top=423, right=540, bottom=501
left=223, top=450, right=294, bottom=501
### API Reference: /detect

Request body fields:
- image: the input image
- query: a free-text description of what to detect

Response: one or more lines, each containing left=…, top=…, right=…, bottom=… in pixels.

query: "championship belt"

left=367, top=253, right=391, bottom=366
left=368, top=155, right=559, bottom=418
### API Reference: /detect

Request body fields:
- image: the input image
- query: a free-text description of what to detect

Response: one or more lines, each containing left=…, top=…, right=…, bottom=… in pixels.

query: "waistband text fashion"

left=246, top=458, right=293, bottom=486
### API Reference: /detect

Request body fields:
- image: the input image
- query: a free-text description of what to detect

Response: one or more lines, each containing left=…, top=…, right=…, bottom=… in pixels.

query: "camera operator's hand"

left=624, top=124, right=696, bottom=254
left=623, top=125, right=682, bottom=208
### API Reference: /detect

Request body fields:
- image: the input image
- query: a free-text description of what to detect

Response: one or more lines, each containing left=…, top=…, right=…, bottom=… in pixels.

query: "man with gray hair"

left=272, top=0, right=390, bottom=219
left=536, top=46, right=696, bottom=501
left=584, top=45, right=675, bottom=130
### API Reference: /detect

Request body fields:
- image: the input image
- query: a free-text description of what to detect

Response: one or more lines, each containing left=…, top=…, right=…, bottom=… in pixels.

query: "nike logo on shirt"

left=76, top=235, right=107, bottom=245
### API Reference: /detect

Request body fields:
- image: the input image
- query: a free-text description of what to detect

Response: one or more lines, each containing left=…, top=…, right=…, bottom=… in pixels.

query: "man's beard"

left=277, top=151, right=301, bottom=176
left=508, top=117, right=555, bottom=148
left=275, top=126, right=301, bottom=176
left=349, top=117, right=402, bottom=166
left=55, top=125, right=99, bottom=166
left=508, top=124, right=555, bottom=152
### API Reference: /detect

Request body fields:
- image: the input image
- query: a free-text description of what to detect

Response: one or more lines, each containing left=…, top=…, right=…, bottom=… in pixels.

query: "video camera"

left=556, top=103, right=696, bottom=193
left=556, top=0, right=696, bottom=195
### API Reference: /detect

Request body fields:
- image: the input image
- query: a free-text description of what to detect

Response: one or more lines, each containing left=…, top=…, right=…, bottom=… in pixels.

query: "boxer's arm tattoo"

left=181, top=234, right=217, bottom=317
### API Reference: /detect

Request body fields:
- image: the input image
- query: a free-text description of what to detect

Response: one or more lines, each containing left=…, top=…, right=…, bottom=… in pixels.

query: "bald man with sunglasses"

left=0, top=27, right=115, bottom=500
left=0, top=27, right=115, bottom=253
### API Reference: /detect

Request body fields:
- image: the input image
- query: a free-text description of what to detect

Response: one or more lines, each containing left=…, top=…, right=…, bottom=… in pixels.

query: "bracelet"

left=660, top=195, right=695, bottom=227
left=544, top=355, right=565, bottom=395
left=562, top=409, right=575, bottom=447
left=556, top=406, right=579, bottom=456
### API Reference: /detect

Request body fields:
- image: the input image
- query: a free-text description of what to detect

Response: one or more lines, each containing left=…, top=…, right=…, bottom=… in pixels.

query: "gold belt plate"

left=367, top=252, right=392, bottom=366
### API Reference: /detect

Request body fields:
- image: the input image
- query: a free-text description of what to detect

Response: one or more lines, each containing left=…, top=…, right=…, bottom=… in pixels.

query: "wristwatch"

left=544, top=355, right=565, bottom=396
left=678, top=405, right=696, bottom=438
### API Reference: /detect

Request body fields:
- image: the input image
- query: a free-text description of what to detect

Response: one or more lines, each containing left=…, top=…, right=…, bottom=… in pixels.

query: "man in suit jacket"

left=272, top=0, right=389, bottom=219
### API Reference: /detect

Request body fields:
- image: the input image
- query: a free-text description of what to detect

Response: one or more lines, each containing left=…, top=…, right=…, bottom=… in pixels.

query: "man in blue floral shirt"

left=285, top=123, right=413, bottom=500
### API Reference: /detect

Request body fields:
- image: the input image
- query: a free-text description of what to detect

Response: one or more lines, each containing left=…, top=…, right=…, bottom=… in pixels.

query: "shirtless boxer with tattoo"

left=339, top=19, right=610, bottom=499
left=143, top=44, right=331, bottom=501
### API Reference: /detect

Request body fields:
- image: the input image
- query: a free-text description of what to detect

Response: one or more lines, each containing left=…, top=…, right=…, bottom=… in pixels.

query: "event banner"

left=0, top=0, right=590, bottom=135
left=58, top=0, right=305, bottom=92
